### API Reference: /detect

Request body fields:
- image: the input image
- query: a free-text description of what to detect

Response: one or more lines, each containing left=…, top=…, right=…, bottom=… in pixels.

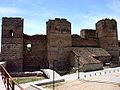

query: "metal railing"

left=0, top=65, right=24, bottom=90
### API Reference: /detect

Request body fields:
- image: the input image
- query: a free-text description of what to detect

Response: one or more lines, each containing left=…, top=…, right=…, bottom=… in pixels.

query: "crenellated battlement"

left=96, top=18, right=117, bottom=30
left=96, top=18, right=116, bottom=24
left=46, top=18, right=71, bottom=34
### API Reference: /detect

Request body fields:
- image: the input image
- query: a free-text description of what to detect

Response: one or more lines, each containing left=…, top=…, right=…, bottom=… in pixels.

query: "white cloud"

left=0, top=6, right=22, bottom=15
left=24, top=19, right=46, bottom=35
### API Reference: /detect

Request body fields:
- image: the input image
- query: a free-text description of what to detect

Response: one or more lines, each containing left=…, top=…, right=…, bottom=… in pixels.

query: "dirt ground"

left=44, top=72, right=120, bottom=90
left=45, top=80, right=120, bottom=90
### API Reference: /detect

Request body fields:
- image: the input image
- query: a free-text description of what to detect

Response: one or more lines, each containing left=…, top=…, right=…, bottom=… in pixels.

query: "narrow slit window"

left=27, top=44, right=32, bottom=51
left=10, top=29, right=14, bottom=37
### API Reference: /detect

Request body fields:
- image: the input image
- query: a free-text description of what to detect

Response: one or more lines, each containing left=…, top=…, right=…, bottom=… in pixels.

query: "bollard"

left=95, top=73, right=96, bottom=76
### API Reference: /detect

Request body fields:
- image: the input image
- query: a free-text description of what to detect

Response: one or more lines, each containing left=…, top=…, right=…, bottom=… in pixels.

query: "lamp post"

left=53, top=60, right=57, bottom=90
left=77, top=56, right=80, bottom=79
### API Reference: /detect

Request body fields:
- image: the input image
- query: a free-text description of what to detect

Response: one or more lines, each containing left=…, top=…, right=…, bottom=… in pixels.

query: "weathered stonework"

left=1, top=17, right=119, bottom=72
left=1, top=17, right=23, bottom=72
left=23, top=35, right=48, bottom=71
left=96, top=19, right=119, bottom=61
left=80, top=29, right=97, bottom=38
left=47, top=18, right=72, bottom=70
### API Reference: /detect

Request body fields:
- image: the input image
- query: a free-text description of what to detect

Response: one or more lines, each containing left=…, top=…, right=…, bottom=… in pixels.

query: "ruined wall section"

left=80, top=29, right=97, bottom=38
left=47, top=18, right=72, bottom=70
left=1, top=17, right=23, bottom=72
left=72, top=37, right=99, bottom=47
left=96, top=19, right=119, bottom=62
left=23, top=34, right=48, bottom=71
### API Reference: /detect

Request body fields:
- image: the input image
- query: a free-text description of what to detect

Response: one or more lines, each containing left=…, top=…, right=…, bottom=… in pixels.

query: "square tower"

left=47, top=18, right=72, bottom=70
left=96, top=18, right=119, bottom=66
left=1, top=17, right=24, bottom=72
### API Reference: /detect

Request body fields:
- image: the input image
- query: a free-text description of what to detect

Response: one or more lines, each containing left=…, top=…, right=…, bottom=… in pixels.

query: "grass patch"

left=12, top=76, right=46, bottom=84
left=42, top=83, right=62, bottom=89
left=69, top=68, right=76, bottom=74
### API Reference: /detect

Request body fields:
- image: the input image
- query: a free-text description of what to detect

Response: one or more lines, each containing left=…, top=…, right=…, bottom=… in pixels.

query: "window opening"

left=27, top=44, right=32, bottom=51
left=10, top=29, right=14, bottom=37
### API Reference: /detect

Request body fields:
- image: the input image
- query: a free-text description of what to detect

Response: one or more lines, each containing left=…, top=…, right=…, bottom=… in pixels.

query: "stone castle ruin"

left=1, top=17, right=119, bottom=72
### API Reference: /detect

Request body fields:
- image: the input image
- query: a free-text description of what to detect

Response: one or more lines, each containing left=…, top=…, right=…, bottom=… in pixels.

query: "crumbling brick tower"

left=1, top=17, right=23, bottom=72
left=96, top=18, right=119, bottom=66
left=47, top=18, right=72, bottom=70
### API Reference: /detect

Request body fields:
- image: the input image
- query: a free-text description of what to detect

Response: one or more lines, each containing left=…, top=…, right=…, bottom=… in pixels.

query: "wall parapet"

left=72, top=37, right=99, bottom=47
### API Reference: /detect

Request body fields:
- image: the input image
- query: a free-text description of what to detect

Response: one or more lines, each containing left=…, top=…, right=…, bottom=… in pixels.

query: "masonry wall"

left=23, top=34, right=48, bottom=71
left=80, top=29, right=96, bottom=38
left=1, top=17, right=119, bottom=72
left=69, top=51, right=76, bottom=67
left=1, top=17, right=23, bottom=72
left=47, top=18, right=72, bottom=70
left=96, top=19, right=119, bottom=62
left=81, top=63, right=103, bottom=72
left=72, top=37, right=99, bottom=47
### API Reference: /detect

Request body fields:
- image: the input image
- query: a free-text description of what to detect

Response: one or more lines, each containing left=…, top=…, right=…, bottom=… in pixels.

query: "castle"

left=1, top=17, right=119, bottom=72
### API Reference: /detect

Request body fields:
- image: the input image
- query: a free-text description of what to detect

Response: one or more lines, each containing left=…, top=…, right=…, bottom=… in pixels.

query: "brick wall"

left=72, top=37, right=99, bottom=47
left=47, top=18, right=72, bottom=70
left=1, top=17, right=23, bottom=72
left=23, top=34, right=48, bottom=71
left=80, top=29, right=96, bottom=38
left=96, top=18, right=119, bottom=61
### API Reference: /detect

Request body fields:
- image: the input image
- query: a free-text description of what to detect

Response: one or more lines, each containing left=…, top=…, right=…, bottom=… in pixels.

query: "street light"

left=77, top=56, right=80, bottom=79
left=53, top=60, right=58, bottom=90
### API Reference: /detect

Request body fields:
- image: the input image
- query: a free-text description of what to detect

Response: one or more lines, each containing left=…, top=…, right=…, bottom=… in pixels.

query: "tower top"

left=46, top=18, right=70, bottom=24
left=96, top=18, right=117, bottom=25
left=2, top=17, right=23, bottom=19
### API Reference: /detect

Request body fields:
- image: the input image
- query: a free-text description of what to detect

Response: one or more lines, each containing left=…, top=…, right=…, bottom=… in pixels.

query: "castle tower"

left=47, top=18, right=72, bottom=70
left=96, top=18, right=119, bottom=65
left=1, top=17, right=24, bottom=72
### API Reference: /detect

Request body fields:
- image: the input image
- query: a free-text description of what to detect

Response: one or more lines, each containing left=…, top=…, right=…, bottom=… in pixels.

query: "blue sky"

left=0, top=0, right=120, bottom=40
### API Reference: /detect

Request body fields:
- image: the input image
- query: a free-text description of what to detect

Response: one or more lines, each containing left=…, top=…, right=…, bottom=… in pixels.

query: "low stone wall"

left=10, top=71, right=44, bottom=77
left=81, top=63, right=103, bottom=72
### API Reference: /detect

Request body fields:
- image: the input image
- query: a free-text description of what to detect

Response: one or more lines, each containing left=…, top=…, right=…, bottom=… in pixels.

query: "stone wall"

left=1, top=17, right=119, bottom=72
left=23, top=34, right=48, bottom=71
left=1, top=17, right=23, bottom=72
left=47, top=18, right=72, bottom=70
left=80, top=29, right=96, bottom=38
left=81, top=63, right=103, bottom=72
left=96, top=18, right=119, bottom=61
left=72, top=37, right=99, bottom=47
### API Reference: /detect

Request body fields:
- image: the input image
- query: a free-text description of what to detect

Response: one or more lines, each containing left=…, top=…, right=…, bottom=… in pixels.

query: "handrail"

left=0, top=65, right=24, bottom=90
